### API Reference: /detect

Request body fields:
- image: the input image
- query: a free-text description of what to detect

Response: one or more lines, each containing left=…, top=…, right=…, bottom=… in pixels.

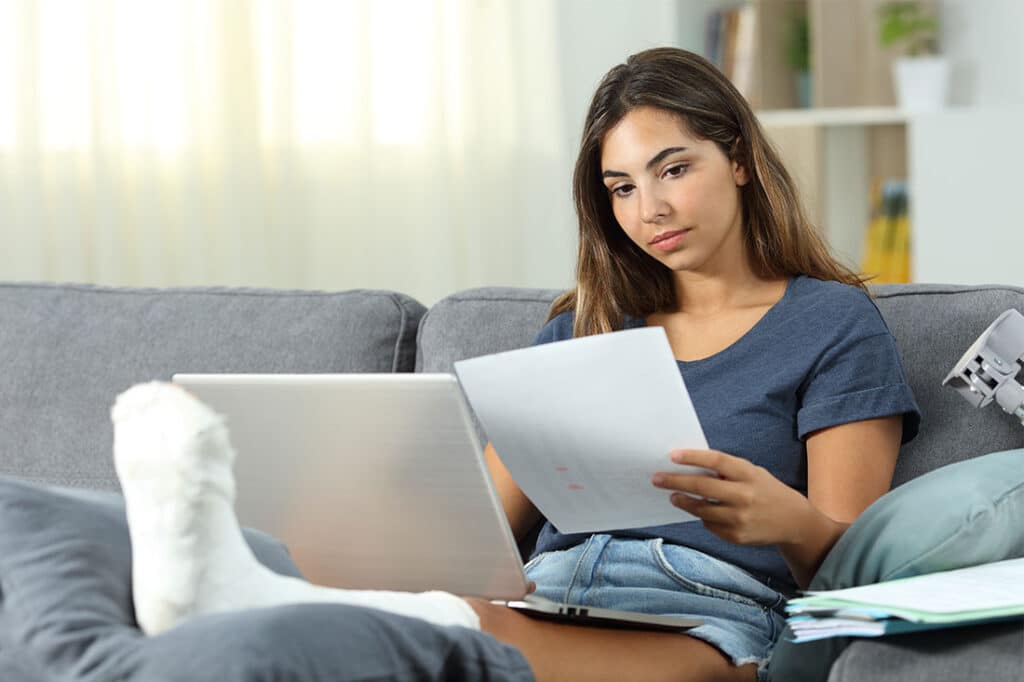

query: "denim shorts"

left=524, top=534, right=787, bottom=682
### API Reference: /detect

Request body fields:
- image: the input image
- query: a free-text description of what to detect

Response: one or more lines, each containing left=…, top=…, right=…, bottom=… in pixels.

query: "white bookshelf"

left=756, top=107, right=908, bottom=128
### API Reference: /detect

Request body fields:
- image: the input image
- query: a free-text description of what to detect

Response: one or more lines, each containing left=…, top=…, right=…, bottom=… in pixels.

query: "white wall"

left=940, top=0, right=1024, bottom=108
left=554, top=1, right=679, bottom=152
left=911, top=110, right=1024, bottom=286
left=909, top=0, right=1024, bottom=286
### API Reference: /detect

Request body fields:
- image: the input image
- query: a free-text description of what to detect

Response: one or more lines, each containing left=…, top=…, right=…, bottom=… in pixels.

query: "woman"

left=464, top=47, right=920, bottom=681
left=116, top=47, right=919, bottom=682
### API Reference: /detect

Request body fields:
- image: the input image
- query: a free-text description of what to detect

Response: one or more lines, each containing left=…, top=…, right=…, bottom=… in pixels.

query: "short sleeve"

left=797, top=298, right=921, bottom=444
left=532, top=310, right=574, bottom=346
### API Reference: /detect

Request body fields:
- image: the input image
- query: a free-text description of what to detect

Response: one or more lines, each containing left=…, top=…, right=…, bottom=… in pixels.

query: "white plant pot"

left=893, top=56, right=950, bottom=113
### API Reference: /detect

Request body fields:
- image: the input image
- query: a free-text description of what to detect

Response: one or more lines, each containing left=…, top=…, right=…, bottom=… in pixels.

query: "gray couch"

left=1, top=280, right=1023, bottom=680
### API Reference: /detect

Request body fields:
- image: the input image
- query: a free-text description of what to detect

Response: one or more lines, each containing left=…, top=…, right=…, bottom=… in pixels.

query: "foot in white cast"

left=111, top=381, right=480, bottom=635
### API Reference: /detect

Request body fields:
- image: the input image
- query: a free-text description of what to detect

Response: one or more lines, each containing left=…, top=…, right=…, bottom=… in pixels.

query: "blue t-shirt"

left=528, top=275, right=921, bottom=595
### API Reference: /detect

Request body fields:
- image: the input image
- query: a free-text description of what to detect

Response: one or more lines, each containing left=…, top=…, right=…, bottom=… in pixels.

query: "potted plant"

left=878, top=1, right=949, bottom=112
left=783, top=5, right=812, bottom=108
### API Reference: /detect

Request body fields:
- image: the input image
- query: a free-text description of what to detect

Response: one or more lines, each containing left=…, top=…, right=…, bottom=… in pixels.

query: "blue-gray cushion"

left=0, top=283, right=427, bottom=492
left=0, top=477, right=534, bottom=681
left=769, top=448, right=1024, bottom=681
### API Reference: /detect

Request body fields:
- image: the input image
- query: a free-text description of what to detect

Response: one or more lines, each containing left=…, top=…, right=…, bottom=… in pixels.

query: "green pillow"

left=769, top=448, right=1024, bottom=681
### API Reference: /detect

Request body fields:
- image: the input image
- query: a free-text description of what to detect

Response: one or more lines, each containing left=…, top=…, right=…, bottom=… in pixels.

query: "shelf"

left=756, top=107, right=908, bottom=128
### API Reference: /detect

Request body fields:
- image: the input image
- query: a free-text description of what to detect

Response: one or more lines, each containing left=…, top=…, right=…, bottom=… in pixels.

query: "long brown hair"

left=550, top=47, right=867, bottom=337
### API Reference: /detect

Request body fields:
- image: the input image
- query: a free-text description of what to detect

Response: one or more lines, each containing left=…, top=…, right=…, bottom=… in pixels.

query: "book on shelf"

left=705, top=4, right=757, bottom=102
left=785, top=557, right=1024, bottom=643
left=861, top=179, right=911, bottom=284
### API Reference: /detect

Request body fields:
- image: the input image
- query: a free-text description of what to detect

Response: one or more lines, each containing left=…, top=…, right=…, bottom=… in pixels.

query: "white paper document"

left=801, top=557, right=1024, bottom=616
left=453, top=327, right=712, bottom=534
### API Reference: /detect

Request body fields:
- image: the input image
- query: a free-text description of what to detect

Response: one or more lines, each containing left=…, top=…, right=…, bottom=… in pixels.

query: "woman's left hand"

left=652, top=449, right=812, bottom=546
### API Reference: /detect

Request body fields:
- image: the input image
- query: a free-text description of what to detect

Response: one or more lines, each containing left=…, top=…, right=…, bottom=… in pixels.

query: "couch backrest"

left=416, top=287, right=561, bottom=443
left=418, top=284, right=1024, bottom=487
left=5, top=281, right=1022, bottom=494
left=873, top=283, right=1024, bottom=486
left=0, top=283, right=424, bottom=491
left=416, top=287, right=562, bottom=373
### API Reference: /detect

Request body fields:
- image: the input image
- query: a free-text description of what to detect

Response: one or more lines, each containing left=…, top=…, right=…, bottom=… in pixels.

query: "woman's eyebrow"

left=602, top=146, right=689, bottom=178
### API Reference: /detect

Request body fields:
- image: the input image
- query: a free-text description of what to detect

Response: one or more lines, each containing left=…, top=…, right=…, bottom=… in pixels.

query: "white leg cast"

left=111, top=382, right=480, bottom=636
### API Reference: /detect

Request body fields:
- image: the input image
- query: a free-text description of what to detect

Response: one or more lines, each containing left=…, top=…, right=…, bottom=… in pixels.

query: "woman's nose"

left=639, top=190, right=669, bottom=224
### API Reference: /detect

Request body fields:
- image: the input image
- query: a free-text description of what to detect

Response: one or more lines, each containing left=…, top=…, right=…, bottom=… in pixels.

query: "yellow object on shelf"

left=861, top=179, right=911, bottom=284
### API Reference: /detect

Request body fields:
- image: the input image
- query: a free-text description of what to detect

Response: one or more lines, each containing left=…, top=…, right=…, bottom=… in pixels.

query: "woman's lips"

left=649, top=229, right=689, bottom=251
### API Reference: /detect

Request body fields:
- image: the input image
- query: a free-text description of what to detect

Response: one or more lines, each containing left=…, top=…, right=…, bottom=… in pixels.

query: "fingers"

left=651, top=471, right=742, bottom=505
left=667, top=491, right=735, bottom=524
left=669, top=449, right=750, bottom=480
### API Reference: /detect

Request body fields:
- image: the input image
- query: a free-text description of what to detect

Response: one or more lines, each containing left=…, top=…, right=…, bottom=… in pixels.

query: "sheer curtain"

left=0, top=0, right=572, bottom=304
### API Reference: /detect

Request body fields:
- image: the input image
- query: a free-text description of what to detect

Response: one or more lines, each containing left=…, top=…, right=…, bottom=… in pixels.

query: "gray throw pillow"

left=0, top=477, right=533, bottom=681
left=769, top=448, right=1024, bottom=681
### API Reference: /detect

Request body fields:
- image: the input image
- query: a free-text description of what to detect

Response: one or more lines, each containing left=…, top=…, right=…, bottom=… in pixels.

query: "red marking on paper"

left=567, top=484, right=584, bottom=490
left=555, top=466, right=569, bottom=472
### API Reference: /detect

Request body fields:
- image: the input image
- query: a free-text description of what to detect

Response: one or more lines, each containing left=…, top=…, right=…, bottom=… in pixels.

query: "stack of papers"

left=786, top=557, right=1024, bottom=642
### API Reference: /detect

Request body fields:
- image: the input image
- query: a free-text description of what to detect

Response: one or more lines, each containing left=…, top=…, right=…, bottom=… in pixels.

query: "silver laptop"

left=172, top=373, right=700, bottom=632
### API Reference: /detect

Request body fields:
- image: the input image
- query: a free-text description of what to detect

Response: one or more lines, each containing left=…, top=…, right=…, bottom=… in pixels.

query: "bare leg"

left=467, top=599, right=757, bottom=682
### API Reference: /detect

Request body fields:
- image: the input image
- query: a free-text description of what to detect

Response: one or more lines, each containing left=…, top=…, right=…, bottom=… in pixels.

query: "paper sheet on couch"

left=454, top=327, right=712, bottom=534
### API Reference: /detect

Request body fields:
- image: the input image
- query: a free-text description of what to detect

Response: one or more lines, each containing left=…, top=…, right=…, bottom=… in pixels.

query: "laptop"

left=172, top=373, right=701, bottom=632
